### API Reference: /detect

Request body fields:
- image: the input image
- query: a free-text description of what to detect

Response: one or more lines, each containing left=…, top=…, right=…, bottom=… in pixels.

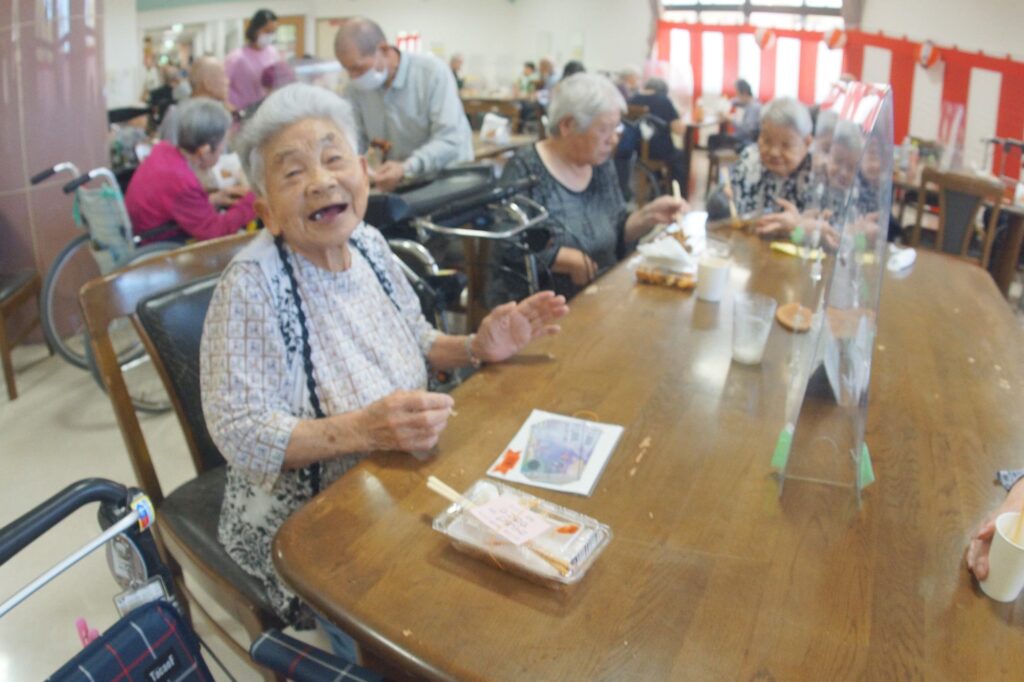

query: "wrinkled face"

left=336, top=41, right=387, bottom=80
left=758, top=120, right=810, bottom=178
left=192, top=138, right=225, bottom=171
left=256, top=118, right=369, bottom=266
left=562, top=110, right=622, bottom=166
left=827, top=142, right=860, bottom=190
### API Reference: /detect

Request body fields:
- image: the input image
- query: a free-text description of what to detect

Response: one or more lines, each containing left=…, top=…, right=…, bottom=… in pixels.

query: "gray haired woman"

left=489, top=72, right=687, bottom=305
left=199, top=83, right=568, bottom=654
left=125, top=97, right=255, bottom=243
left=727, top=96, right=814, bottom=237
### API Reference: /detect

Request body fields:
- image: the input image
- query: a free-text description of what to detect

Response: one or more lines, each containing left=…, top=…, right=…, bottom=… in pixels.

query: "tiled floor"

left=0, top=344, right=329, bottom=680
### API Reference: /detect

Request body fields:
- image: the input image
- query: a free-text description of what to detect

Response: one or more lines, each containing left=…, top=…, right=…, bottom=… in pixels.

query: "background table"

left=471, top=131, right=537, bottom=161
left=275, top=235, right=1024, bottom=681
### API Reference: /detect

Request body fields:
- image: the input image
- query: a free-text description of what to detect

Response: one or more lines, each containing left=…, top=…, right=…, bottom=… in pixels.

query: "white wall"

left=127, top=0, right=655, bottom=90
left=861, top=0, right=1024, bottom=61
left=104, top=0, right=142, bottom=107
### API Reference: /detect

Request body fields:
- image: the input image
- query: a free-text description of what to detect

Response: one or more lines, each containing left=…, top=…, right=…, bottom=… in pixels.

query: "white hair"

left=546, top=72, right=626, bottom=137
left=176, top=98, right=230, bottom=153
left=760, top=97, right=813, bottom=138
left=234, top=83, right=358, bottom=196
left=831, top=119, right=865, bottom=154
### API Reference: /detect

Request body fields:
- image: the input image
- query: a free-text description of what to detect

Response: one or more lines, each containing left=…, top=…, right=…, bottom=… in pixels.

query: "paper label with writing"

left=469, top=495, right=551, bottom=546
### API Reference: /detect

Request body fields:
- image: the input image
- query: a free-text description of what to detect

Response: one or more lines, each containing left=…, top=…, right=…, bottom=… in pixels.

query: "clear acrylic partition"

left=772, top=82, right=894, bottom=507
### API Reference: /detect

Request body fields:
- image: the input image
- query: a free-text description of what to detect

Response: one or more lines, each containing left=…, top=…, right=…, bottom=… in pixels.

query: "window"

left=661, top=1, right=843, bottom=29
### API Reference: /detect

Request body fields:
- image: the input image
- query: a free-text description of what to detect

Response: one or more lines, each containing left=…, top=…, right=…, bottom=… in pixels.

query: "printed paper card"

left=468, top=495, right=551, bottom=546
left=487, top=410, right=624, bottom=496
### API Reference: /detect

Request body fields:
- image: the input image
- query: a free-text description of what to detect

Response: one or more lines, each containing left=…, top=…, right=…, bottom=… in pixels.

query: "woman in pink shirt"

left=125, top=98, right=256, bottom=243
left=224, top=9, right=281, bottom=112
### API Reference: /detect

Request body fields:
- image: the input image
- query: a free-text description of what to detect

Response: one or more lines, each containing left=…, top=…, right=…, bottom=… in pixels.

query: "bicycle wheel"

left=42, top=235, right=99, bottom=368
left=86, top=241, right=181, bottom=414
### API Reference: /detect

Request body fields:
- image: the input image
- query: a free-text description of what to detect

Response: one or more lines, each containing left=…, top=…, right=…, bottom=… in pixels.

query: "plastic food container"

left=431, top=480, right=612, bottom=589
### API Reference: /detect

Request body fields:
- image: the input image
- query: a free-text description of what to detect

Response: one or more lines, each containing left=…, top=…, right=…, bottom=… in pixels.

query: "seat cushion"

left=0, top=269, right=35, bottom=302
left=159, top=467, right=280, bottom=620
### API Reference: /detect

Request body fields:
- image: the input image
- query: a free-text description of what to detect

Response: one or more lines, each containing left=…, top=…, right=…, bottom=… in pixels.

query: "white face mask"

left=349, top=66, right=388, bottom=92
left=256, top=32, right=275, bottom=49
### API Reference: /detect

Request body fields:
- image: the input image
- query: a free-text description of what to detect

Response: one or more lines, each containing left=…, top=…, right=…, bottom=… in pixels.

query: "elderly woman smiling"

left=199, top=83, right=568, bottom=640
left=488, top=72, right=687, bottom=305
left=727, top=97, right=815, bottom=237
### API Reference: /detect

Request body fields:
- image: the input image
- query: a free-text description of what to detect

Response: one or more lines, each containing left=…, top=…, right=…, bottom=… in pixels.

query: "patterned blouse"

left=487, top=143, right=630, bottom=305
left=200, top=226, right=440, bottom=627
left=729, top=144, right=814, bottom=216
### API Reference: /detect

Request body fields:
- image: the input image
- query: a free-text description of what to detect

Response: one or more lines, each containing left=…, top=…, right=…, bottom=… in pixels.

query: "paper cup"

left=696, top=255, right=730, bottom=303
left=980, top=512, right=1024, bottom=602
left=732, top=293, right=777, bottom=365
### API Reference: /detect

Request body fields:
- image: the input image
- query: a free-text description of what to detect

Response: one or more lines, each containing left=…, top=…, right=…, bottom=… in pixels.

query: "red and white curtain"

left=655, top=22, right=1024, bottom=178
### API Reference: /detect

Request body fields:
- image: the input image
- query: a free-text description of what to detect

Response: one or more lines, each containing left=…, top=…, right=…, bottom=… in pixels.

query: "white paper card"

left=468, top=495, right=551, bottom=545
left=487, top=410, right=624, bottom=497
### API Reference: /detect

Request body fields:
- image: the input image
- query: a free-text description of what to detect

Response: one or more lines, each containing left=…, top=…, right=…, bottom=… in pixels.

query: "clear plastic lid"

left=431, top=479, right=612, bottom=589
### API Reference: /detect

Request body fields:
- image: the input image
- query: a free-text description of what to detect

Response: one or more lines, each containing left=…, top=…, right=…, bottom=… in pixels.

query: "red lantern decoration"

left=917, top=40, right=941, bottom=68
left=754, top=27, right=777, bottom=50
left=823, top=28, right=847, bottom=50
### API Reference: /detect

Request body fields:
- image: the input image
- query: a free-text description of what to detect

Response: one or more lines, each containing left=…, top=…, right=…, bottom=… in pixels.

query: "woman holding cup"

left=967, top=478, right=1024, bottom=600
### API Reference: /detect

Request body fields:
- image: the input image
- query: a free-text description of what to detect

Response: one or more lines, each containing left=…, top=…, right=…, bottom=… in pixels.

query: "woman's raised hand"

left=473, top=291, right=569, bottom=363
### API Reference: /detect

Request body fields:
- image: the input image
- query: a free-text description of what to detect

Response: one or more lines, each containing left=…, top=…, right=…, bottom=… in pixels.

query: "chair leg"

left=0, top=311, right=16, bottom=400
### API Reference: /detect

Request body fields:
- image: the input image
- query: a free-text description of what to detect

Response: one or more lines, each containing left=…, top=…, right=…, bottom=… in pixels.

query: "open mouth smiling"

left=308, top=203, right=349, bottom=222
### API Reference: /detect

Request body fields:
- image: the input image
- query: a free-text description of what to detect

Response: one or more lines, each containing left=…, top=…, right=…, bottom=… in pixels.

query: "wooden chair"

left=625, top=104, right=671, bottom=205
left=705, top=133, right=744, bottom=199
left=77, top=233, right=291, bottom=680
left=462, top=98, right=521, bottom=133
left=0, top=269, right=48, bottom=400
left=909, top=167, right=1004, bottom=269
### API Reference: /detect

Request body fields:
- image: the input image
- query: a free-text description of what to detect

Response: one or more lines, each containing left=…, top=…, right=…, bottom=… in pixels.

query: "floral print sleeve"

left=200, top=261, right=301, bottom=492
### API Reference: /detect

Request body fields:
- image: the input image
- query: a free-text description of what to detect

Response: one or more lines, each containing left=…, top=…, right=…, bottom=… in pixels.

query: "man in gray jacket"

left=335, top=17, right=473, bottom=192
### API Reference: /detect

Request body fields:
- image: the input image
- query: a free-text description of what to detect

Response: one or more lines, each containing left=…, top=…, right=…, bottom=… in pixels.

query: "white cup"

left=980, top=512, right=1024, bottom=602
left=732, top=293, right=777, bottom=365
left=696, top=255, right=730, bottom=303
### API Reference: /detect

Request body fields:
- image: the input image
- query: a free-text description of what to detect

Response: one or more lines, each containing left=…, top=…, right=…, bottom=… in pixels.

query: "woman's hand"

left=967, top=479, right=1024, bottom=581
left=755, top=197, right=800, bottom=237
left=357, top=390, right=454, bottom=453
left=626, top=195, right=690, bottom=240
left=473, top=291, right=569, bottom=363
left=553, top=247, right=598, bottom=286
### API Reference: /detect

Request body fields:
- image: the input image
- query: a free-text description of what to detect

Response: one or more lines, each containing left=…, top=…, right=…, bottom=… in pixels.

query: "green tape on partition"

left=859, top=443, right=875, bottom=487
left=855, top=232, right=868, bottom=253
left=771, top=425, right=794, bottom=470
left=790, top=226, right=806, bottom=244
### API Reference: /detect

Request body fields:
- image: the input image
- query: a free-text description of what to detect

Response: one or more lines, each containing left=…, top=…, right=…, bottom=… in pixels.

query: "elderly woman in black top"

left=489, top=72, right=687, bottom=305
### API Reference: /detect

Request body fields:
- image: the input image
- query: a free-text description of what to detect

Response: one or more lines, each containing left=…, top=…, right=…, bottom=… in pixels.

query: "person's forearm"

left=624, top=209, right=655, bottom=243
left=426, top=334, right=475, bottom=371
left=282, top=410, right=369, bottom=469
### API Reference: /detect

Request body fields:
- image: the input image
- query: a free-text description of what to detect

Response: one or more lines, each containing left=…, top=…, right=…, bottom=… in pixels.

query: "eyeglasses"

left=589, top=122, right=625, bottom=138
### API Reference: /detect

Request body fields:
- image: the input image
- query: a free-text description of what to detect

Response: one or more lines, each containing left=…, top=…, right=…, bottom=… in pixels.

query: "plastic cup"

left=732, top=292, right=777, bottom=365
left=980, top=512, right=1024, bottom=602
left=696, top=255, right=730, bottom=303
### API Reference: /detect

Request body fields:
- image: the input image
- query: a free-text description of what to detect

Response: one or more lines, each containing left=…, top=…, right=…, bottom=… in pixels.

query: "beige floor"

left=0, top=344, right=331, bottom=680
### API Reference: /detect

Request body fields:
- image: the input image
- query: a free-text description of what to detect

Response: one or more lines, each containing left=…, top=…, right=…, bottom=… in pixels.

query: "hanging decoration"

left=917, top=40, right=941, bottom=68
left=754, top=27, right=777, bottom=50
left=823, top=28, right=847, bottom=50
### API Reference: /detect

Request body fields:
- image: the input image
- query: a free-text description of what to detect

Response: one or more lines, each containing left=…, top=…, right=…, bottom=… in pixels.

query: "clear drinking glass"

left=732, top=292, right=778, bottom=365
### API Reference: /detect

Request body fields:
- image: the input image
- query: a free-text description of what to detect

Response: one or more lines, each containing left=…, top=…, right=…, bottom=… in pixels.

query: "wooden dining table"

left=274, top=234, right=1024, bottom=681
left=471, top=130, right=538, bottom=161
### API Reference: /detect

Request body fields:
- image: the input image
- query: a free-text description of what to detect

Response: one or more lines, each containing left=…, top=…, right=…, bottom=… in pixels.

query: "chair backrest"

left=462, top=98, right=520, bottom=132
left=80, top=233, right=255, bottom=505
left=136, top=276, right=224, bottom=474
left=913, top=166, right=1004, bottom=268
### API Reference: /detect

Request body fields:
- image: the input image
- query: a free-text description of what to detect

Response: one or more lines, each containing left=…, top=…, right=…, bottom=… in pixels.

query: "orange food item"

left=635, top=267, right=696, bottom=291
left=556, top=525, right=580, bottom=534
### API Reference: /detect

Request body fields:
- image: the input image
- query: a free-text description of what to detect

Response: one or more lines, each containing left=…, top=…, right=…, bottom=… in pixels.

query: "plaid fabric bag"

left=48, top=601, right=212, bottom=682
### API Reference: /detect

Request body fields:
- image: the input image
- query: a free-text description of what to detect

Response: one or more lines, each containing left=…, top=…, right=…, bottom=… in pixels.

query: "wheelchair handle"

left=32, top=161, right=82, bottom=186
left=63, top=173, right=92, bottom=194
left=426, top=175, right=537, bottom=223
left=414, top=194, right=549, bottom=241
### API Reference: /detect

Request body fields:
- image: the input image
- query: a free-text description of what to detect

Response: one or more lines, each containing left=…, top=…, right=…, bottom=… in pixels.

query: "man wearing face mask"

left=225, top=8, right=281, bottom=112
left=334, top=17, right=473, bottom=192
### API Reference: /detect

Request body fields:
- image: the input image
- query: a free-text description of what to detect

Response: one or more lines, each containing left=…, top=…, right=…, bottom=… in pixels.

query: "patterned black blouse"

left=729, top=145, right=814, bottom=216
left=486, top=143, right=630, bottom=306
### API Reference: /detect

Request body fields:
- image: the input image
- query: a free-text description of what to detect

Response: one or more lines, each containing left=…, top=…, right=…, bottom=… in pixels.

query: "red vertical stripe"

left=994, top=62, right=1024, bottom=179
left=798, top=39, right=818, bottom=104
left=843, top=42, right=864, bottom=80
left=942, top=59, right=971, bottom=105
left=657, top=25, right=672, bottom=63
left=690, top=27, right=703, bottom=100
left=759, top=43, right=776, bottom=101
left=722, top=33, right=739, bottom=97
left=888, top=47, right=916, bottom=144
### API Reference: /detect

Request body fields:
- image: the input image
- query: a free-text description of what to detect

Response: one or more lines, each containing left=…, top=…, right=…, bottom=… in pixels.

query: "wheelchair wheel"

left=42, top=235, right=100, bottom=368
left=85, top=241, right=181, bottom=414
